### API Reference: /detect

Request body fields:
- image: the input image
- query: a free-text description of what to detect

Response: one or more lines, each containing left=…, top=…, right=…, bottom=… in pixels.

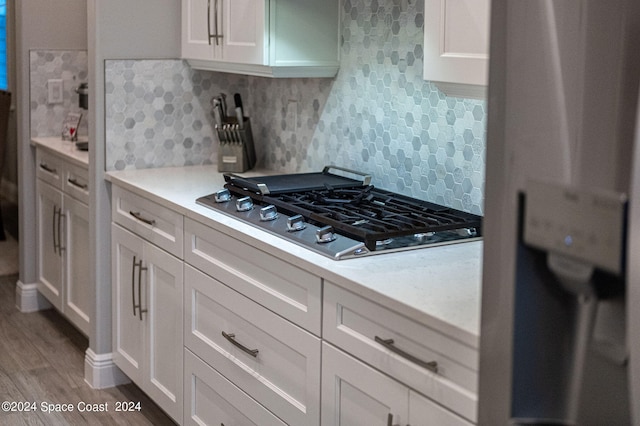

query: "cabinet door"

left=143, top=242, right=183, bottom=423
left=111, top=224, right=145, bottom=384
left=182, top=0, right=217, bottom=60
left=36, top=180, right=64, bottom=310
left=321, top=342, right=408, bottom=426
left=409, top=391, right=473, bottom=426
left=423, top=0, right=490, bottom=96
left=184, top=349, right=286, bottom=426
left=221, top=0, right=266, bottom=64
left=63, top=195, right=91, bottom=336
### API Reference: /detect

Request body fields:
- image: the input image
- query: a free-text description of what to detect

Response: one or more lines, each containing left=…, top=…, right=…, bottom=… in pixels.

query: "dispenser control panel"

left=524, top=180, right=627, bottom=275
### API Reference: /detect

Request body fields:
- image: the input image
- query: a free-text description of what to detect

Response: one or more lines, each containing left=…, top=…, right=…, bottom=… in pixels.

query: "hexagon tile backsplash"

left=30, top=50, right=89, bottom=138
left=105, top=0, right=486, bottom=214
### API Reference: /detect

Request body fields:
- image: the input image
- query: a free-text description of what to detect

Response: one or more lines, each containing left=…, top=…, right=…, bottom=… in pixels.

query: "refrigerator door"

left=479, top=0, right=640, bottom=424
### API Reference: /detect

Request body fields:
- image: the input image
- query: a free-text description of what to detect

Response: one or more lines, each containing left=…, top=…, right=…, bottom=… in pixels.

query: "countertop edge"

left=106, top=166, right=481, bottom=349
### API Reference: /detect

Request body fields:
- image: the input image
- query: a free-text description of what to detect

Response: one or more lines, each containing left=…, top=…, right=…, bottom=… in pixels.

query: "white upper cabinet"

left=181, top=0, right=340, bottom=78
left=423, top=0, right=490, bottom=98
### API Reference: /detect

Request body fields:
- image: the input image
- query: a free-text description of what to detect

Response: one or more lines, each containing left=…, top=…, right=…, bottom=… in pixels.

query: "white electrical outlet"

left=47, top=79, right=64, bottom=104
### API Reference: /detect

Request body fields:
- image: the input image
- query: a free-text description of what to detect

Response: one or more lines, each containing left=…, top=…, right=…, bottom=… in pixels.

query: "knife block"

left=216, top=117, right=256, bottom=173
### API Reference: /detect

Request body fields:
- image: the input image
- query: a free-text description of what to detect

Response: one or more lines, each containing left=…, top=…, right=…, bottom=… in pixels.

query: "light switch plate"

left=524, top=180, right=627, bottom=275
left=47, top=79, right=64, bottom=104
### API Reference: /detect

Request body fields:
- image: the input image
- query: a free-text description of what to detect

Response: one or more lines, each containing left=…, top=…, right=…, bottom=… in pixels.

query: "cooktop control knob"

left=235, top=196, right=254, bottom=212
left=316, top=226, right=337, bottom=244
left=214, top=188, right=231, bottom=203
left=260, top=205, right=278, bottom=221
left=287, top=214, right=307, bottom=232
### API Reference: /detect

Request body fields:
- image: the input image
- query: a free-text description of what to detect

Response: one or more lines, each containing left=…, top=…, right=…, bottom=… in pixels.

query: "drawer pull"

left=129, top=211, right=156, bottom=226
left=374, top=336, right=438, bottom=373
left=68, top=178, right=88, bottom=190
left=39, top=163, right=57, bottom=174
left=387, top=413, right=403, bottom=426
left=222, top=331, right=259, bottom=357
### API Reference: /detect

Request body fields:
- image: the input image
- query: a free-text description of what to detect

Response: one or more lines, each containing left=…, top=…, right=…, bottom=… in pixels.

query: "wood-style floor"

left=0, top=274, right=177, bottom=426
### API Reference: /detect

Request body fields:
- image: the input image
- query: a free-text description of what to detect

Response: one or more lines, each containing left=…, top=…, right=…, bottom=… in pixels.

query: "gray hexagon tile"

left=104, top=0, right=486, bottom=214
left=30, top=50, right=88, bottom=138
left=105, top=60, right=249, bottom=170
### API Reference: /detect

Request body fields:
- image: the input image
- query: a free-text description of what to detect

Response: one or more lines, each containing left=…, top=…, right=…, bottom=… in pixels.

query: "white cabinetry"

left=323, top=282, right=477, bottom=424
left=423, top=0, right=490, bottom=98
left=183, top=217, right=322, bottom=425
left=111, top=188, right=184, bottom=423
left=322, top=343, right=473, bottom=426
left=35, top=148, right=91, bottom=335
left=181, top=0, right=340, bottom=77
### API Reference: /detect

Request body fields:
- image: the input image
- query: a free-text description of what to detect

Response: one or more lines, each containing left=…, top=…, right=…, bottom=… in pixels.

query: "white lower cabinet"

left=322, top=343, right=472, bottom=426
left=112, top=223, right=183, bottom=422
left=184, top=265, right=321, bottom=426
left=35, top=148, right=90, bottom=335
left=184, top=349, right=286, bottom=426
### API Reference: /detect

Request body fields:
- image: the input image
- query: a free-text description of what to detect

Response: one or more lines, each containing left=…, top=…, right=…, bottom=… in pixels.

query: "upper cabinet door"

left=182, top=0, right=218, bottom=60
left=424, top=0, right=490, bottom=98
left=222, top=0, right=266, bottom=65
left=181, top=0, right=340, bottom=77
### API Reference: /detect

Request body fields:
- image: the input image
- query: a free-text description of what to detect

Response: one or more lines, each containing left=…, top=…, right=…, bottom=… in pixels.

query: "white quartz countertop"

left=31, top=137, right=89, bottom=168
left=106, top=165, right=483, bottom=348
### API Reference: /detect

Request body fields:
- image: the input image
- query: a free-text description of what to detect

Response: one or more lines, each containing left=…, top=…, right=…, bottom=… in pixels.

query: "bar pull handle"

left=207, top=0, right=212, bottom=45
left=52, top=206, right=59, bottom=255
left=57, top=207, right=65, bottom=255
left=213, top=0, right=222, bottom=45
left=129, top=211, right=156, bottom=226
left=137, top=260, right=148, bottom=321
left=387, top=413, right=402, bottom=426
left=132, top=256, right=138, bottom=316
left=374, top=336, right=438, bottom=373
left=67, top=178, right=88, bottom=190
left=39, top=163, right=57, bottom=174
left=221, top=331, right=259, bottom=357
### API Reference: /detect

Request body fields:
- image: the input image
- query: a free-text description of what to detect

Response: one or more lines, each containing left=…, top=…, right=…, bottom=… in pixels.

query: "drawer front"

left=409, top=391, right=473, bottom=426
left=185, top=218, right=322, bottom=335
left=323, top=282, right=478, bottom=423
left=185, top=265, right=321, bottom=426
left=184, top=349, right=286, bottom=426
left=64, top=162, right=89, bottom=204
left=112, top=186, right=184, bottom=258
left=36, top=149, right=64, bottom=189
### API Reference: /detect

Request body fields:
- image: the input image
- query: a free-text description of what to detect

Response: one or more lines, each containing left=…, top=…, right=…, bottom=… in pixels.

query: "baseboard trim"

left=15, top=280, right=52, bottom=312
left=84, top=349, right=130, bottom=389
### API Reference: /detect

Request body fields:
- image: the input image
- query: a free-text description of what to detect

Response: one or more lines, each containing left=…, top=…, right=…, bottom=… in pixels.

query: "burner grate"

left=261, top=186, right=482, bottom=251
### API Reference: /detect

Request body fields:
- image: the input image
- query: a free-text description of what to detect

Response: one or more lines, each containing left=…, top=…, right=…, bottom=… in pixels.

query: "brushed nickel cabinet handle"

left=67, top=178, right=88, bottom=190
left=222, top=331, right=259, bottom=357
left=57, top=207, right=65, bottom=254
left=52, top=206, right=58, bottom=255
left=129, top=211, right=156, bottom=226
left=137, top=260, right=148, bottom=321
left=213, top=0, right=220, bottom=46
left=207, top=0, right=212, bottom=45
left=374, top=336, right=438, bottom=373
left=39, top=163, right=57, bottom=174
left=132, top=256, right=138, bottom=317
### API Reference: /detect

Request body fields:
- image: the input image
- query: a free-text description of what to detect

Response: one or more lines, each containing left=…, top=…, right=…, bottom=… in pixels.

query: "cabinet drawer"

left=410, top=391, right=473, bottom=426
left=323, top=282, right=478, bottom=423
left=64, top=162, right=89, bottom=204
left=112, top=186, right=183, bottom=258
left=185, top=218, right=322, bottom=335
left=36, top=149, right=64, bottom=189
left=184, top=349, right=286, bottom=426
left=185, top=265, right=321, bottom=426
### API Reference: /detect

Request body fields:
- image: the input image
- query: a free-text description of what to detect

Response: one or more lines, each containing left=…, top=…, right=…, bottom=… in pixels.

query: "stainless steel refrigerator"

left=479, top=0, right=640, bottom=424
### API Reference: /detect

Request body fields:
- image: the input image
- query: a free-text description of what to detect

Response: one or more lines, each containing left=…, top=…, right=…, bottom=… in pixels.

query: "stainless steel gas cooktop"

left=197, top=166, right=482, bottom=260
